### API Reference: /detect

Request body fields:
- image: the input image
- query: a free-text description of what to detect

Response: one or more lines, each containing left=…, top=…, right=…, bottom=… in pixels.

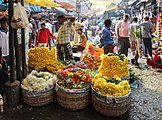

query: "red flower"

left=154, top=54, right=161, bottom=64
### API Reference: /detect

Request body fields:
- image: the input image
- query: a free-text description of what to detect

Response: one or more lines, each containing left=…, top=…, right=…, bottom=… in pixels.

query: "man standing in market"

left=139, top=16, right=154, bottom=59
left=129, top=17, right=140, bottom=66
left=100, top=19, right=114, bottom=54
left=36, top=23, right=56, bottom=47
left=0, top=17, right=9, bottom=63
left=116, top=15, right=130, bottom=56
left=56, top=15, right=75, bottom=61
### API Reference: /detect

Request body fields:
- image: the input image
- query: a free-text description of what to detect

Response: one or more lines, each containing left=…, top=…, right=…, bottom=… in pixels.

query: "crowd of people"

left=0, top=13, right=160, bottom=68
left=0, top=11, right=161, bottom=95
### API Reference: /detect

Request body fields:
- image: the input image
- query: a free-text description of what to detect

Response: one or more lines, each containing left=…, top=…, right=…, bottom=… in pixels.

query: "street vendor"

left=100, top=19, right=114, bottom=54
left=56, top=15, right=75, bottom=61
left=72, top=28, right=87, bottom=53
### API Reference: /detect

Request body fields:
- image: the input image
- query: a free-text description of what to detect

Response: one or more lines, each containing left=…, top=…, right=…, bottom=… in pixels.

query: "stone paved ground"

left=0, top=59, right=162, bottom=120
left=128, top=62, right=162, bottom=120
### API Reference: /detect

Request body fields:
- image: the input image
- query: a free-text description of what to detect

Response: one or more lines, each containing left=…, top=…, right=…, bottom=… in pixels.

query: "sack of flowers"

left=21, top=70, right=57, bottom=107
left=55, top=67, right=92, bottom=110
left=91, top=73, right=131, bottom=116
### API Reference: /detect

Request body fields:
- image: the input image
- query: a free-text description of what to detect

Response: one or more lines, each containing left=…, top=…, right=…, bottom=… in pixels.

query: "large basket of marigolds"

left=55, top=67, right=91, bottom=110
left=98, top=53, right=128, bottom=77
left=21, top=70, right=57, bottom=107
left=28, top=47, right=57, bottom=70
left=91, top=73, right=131, bottom=116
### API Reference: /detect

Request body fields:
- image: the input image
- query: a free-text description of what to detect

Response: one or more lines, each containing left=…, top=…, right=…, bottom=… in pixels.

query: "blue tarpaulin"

left=0, top=0, right=7, bottom=11
left=0, top=0, right=7, bottom=6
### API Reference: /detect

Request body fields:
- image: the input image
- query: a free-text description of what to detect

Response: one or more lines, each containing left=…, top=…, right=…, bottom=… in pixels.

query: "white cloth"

left=93, top=35, right=101, bottom=46
left=81, top=21, right=88, bottom=33
left=28, top=23, right=33, bottom=33
left=46, top=22, right=53, bottom=33
left=38, top=43, right=48, bottom=47
left=0, top=31, right=9, bottom=57
left=17, top=26, right=29, bottom=44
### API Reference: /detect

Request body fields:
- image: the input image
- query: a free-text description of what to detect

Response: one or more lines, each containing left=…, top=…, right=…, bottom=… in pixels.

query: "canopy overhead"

left=58, top=2, right=75, bottom=10
left=53, top=7, right=68, bottom=16
left=88, top=0, right=119, bottom=15
left=25, top=0, right=60, bottom=7
left=89, top=0, right=121, bottom=5
left=105, top=2, right=118, bottom=11
left=136, top=0, right=148, bottom=5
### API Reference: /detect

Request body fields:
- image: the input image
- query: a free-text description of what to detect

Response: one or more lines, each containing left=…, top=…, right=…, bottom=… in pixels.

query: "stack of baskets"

left=56, top=83, right=91, bottom=110
left=22, top=86, right=55, bottom=107
left=91, top=86, right=131, bottom=116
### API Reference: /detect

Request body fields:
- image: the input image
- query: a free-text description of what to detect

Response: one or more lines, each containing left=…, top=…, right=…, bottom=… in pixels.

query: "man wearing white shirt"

left=0, top=18, right=9, bottom=60
left=92, top=31, right=102, bottom=47
left=0, top=31, right=9, bottom=57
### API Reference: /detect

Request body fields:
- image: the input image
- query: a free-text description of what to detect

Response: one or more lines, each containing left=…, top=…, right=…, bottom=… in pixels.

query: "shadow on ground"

left=0, top=101, right=131, bottom=120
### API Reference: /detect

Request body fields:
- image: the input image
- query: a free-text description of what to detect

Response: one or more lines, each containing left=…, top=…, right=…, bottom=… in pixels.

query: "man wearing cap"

left=36, top=23, right=56, bottom=47
left=56, top=15, right=75, bottom=61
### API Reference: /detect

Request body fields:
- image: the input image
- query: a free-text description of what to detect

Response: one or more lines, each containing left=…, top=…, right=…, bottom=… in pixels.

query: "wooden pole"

left=8, top=0, right=15, bottom=83
left=21, top=0, right=27, bottom=78
left=6, top=0, right=20, bottom=107
left=14, top=30, right=22, bottom=81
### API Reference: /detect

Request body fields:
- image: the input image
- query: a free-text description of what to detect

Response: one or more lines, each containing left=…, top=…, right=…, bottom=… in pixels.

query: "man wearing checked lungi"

left=56, top=15, right=75, bottom=61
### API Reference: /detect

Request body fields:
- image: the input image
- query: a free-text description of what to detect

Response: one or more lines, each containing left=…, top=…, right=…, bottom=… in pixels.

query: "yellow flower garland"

left=98, top=53, right=128, bottom=77
left=92, top=73, right=130, bottom=97
left=28, top=47, right=57, bottom=68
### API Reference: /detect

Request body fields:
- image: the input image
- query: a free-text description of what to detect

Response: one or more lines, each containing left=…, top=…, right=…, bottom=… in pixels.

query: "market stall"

left=24, top=43, right=132, bottom=116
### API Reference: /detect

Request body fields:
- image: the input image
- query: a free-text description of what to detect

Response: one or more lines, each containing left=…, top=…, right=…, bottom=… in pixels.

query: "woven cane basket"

left=22, top=86, right=55, bottom=107
left=56, top=83, right=91, bottom=110
left=91, top=86, right=131, bottom=117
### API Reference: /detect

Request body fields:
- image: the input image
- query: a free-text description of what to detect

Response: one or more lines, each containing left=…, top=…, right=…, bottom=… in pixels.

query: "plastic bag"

left=11, top=2, right=29, bottom=29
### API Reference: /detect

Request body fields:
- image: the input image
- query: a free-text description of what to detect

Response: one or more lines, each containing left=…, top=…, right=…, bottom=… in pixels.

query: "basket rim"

left=21, top=85, right=54, bottom=93
left=91, top=85, right=131, bottom=99
left=55, top=82, right=91, bottom=93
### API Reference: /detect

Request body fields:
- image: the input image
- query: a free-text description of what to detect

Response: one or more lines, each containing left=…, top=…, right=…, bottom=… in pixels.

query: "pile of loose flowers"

left=82, top=54, right=101, bottom=69
left=98, top=53, right=128, bottom=77
left=92, top=73, right=130, bottom=97
left=28, top=47, right=57, bottom=69
left=56, top=67, right=91, bottom=89
left=21, top=70, right=57, bottom=91
left=147, top=53, right=162, bottom=69
left=47, top=61, right=65, bottom=73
